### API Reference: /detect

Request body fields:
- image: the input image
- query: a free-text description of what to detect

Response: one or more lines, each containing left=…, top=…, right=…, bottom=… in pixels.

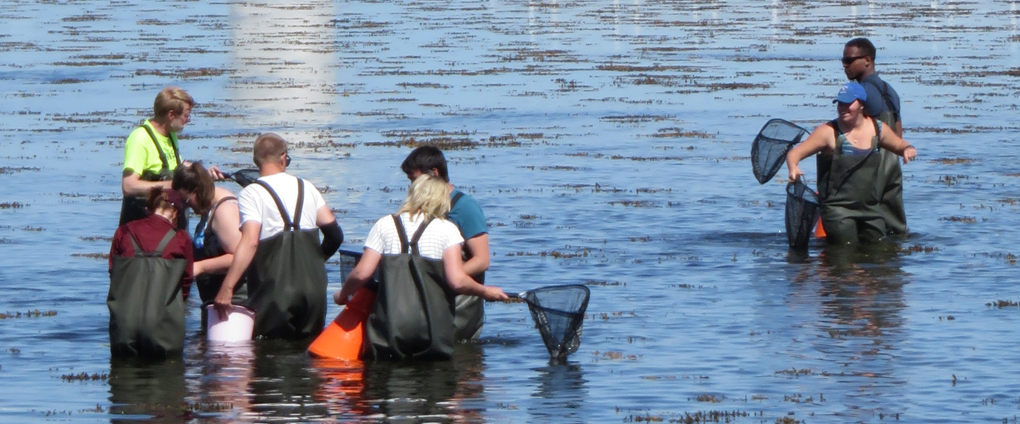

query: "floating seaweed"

left=0, top=310, right=57, bottom=319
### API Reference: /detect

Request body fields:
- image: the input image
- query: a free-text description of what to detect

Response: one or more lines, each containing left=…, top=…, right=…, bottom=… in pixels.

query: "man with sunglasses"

left=841, top=38, right=907, bottom=235
left=119, top=87, right=225, bottom=228
left=212, top=133, right=343, bottom=339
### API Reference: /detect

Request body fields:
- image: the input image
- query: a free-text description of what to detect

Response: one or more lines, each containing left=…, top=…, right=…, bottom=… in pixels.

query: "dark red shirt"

left=109, top=214, right=194, bottom=300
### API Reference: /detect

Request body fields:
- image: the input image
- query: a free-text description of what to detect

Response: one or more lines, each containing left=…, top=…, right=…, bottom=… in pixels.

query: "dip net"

left=521, top=285, right=590, bottom=360
left=751, top=119, right=809, bottom=184
left=785, top=181, right=820, bottom=249
left=227, top=169, right=261, bottom=187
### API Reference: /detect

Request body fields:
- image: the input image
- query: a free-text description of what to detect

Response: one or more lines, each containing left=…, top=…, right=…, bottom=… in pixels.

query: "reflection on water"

left=529, top=362, right=587, bottom=421
left=108, top=358, right=188, bottom=422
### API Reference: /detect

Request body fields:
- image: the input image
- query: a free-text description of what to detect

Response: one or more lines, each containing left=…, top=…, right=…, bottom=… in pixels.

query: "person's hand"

left=212, top=286, right=233, bottom=320
left=481, top=286, right=508, bottom=302
left=207, top=165, right=227, bottom=181
left=902, top=145, right=916, bottom=164
left=788, top=165, right=804, bottom=183
left=333, top=290, right=348, bottom=306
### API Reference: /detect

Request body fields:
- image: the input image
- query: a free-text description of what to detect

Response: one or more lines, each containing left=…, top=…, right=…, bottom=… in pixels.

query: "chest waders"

left=450, top=191, right=484, bottom=341
left=245, top=179, right=327, bottom=340
left=816, top=119, right=886, bottom=244
left=867, top=79, right=908, bottom=235
left=118, top=126, right=187, bottom=229
left=364, top=215, right=457, bottom=361
left=108, top=228, right=187, bottom=358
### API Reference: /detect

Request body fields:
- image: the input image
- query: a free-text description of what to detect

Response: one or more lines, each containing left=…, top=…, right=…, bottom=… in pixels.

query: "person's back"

left=108, top=188, right=192, bottom=358
left=239, top=173, right=329, bottom=339
left=213, top=133, right=342, bottom=340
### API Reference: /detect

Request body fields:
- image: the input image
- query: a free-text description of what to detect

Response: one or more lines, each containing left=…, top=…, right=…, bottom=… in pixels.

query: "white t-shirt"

left=364, top=212, right=463, bottom=259
left=238, top=173, right=327, bottom=240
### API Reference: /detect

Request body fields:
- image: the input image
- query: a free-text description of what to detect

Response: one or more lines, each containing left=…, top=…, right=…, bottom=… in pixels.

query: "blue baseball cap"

left=833, top=82, right=866, bottom=104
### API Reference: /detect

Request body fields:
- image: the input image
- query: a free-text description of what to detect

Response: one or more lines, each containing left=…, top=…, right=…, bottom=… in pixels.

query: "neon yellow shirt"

left=122, top=119, right=180, bottom=179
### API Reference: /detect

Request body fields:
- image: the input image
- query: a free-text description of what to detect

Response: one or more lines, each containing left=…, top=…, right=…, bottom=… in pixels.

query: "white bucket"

left=205, top=304, right=256, bottom=343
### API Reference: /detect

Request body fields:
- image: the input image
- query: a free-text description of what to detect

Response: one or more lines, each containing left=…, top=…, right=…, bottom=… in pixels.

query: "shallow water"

left=2, top=0, right=1020, bottom=422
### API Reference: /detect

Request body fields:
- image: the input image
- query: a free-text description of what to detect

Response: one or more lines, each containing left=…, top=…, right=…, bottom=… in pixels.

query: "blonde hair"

left=398, top=174, right=451, bottom=219
left=153, top=87, right=194, bottom=119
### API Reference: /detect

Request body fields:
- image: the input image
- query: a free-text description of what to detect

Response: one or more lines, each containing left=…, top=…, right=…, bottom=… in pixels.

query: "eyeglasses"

left=841, top=55, right=867, bottom=65
left=285, top=154, right=292, bottom=167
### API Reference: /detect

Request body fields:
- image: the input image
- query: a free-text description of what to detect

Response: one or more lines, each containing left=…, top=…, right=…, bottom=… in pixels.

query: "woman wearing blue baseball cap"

left=786, top=82, right=917, bottom=244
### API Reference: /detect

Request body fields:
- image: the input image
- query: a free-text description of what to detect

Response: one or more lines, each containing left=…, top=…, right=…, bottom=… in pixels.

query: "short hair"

left=398, top=174, right=451, bottom=219
left=171, top=162, right=214, bottom=214
left=253, top=133, right=288, bottom=168
left=146, top=187, right=185, bottom=215
left=845, top=38, right=877, bottom=61
left=400, top=146, right=449, bottom=182
left=153, top=87, right=194, bottom=119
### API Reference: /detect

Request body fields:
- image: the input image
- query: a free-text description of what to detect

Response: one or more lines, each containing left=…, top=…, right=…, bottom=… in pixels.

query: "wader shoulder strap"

left=392, top=214, right=409, bottom=254
left=292, top=178, right=305, bottom=230
left=451, top=192, right=464, bottom=208
left=195, top=196, right=238, bottom=239
left=126, top=227, right=177, bottom=257
left=140, top=125, right=181, bottom=173
left=254, top=179, right=304, bottom=231
left=408, top=217, right=434, bottom=256
left=877, top=80, right=899, bottom=120
left=390, top=214, right=434, bottom=256
left=152, top=229, right=178, bottom=256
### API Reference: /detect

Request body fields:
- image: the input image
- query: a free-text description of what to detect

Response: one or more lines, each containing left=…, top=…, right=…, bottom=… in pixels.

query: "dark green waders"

left=874, top=108, right=908, bottom=235
left=449, top=192, right=484, bottom=342
left=108, top=229, right=187, bottom=358
left=364, top=215, right=457, bottom=361
left=245, top=179, right=327, bottom=340
left=816, top=120, right=888, bottom=244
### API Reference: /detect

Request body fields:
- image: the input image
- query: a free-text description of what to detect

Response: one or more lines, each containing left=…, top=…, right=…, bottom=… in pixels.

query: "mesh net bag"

left=337, top=248, right=362, bottom=283
left=521, top=285, right=590, bottom=360
left=785, top=181, right=820, bottom=249
left=751, top=119, right=809, bottom=184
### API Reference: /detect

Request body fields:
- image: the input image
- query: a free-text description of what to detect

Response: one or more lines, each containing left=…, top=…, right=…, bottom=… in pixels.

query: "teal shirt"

left=447, top=190, right=487, bottom=241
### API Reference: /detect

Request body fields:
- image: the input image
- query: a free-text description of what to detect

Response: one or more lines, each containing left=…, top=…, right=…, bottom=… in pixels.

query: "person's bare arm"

left=213, top=221, right=260, bottom=318
left=442, top=245, right=507, bottom=301
left=333, top=248, right=382, bottom=305
left=786, top=124, right=836, bottom=183
left=462, top=233, right=490, bottom=277
left=878, top=129, right=917, bottom=164
left=121, top=170, right=171, bottom=196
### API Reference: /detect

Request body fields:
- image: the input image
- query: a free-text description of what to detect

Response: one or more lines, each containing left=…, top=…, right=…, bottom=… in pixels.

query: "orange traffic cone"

left=814, top=216, right=826, bottom=238
left=308, top=288, right=376, bottom=360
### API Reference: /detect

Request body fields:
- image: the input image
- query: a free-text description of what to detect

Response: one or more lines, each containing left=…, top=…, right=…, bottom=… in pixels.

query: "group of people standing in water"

left=107, top=86, right=506, bottom=359
left=107, top=37, right=916, bottom=359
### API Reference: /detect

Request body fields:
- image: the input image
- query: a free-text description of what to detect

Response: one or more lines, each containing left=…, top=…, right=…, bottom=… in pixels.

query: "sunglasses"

left=285, top=153, right=292, bottom=167
left=841, top=55, right=867, bottom=65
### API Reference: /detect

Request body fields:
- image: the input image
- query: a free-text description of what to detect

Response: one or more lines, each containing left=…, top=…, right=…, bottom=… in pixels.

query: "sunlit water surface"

left=2, top=0, right=1020, bottom=422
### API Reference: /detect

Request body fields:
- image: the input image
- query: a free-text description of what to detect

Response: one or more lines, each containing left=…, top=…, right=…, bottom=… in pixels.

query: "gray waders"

left=364, top=215, right=457, bottom=361
left=245, top=179, right=327, bottom=339
left=816, top=119, right=887, bottom=244
left=108, top=228, right=187, bottom=358
left=118, top=126, right=187, bottom=230
left=450, top=192, right=484, bottom=342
